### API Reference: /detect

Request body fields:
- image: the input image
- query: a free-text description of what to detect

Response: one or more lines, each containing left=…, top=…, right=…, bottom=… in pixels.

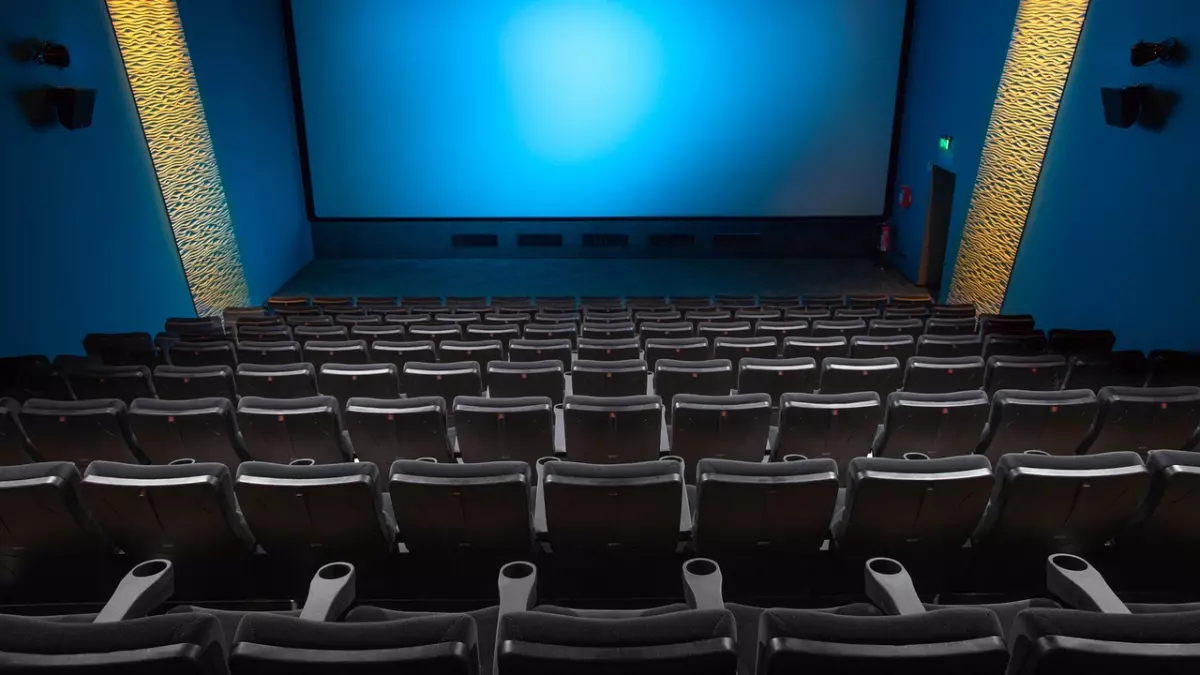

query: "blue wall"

left=889, top=0, right=1020, bottom=288
left=178, top=0, right=313, bottom=305
left=0, top=0, right=195, bottom=358
left=1004, top=0, right=1200, bottom=351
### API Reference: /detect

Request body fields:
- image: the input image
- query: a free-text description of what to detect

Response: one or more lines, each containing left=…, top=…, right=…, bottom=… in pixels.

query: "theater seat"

left=65, top=365, right=154, bottom=404
left=402, top=361, right=483, bottom=410
left=317, top=362, right=400, bottom=408
left=169, top=340, right=237, bottom=369
left=872, top=391, right=989, bottom=459
left=713, top=336, right=778, bottom=371
left=235, top=460, right=396, bottom=559
left=917, top=334, right=983, bottom=357
left=868, top=317, right=925, bottom=339
left=756, top=319, right=809, bottom=346
left=1145, top=350, right=1200, bottom=388
left=1063, top=351, right=1147, bottom=392
left=563, top=394, right=664, bottom=463
left=0, top=462, right=107, bottom=559
left=524, top=322, right=577, bottom=347
left=902, top=356, right=985, bottom=393
left=390, top=459, right=533, bottom=554
left=580, top=322, right=636, bottom=341
left=466, top=322, right=521, bottom=349
left=236, top=395, right=352, bottom=464
left=670, top=393, right=771, bottom=472
left=925, top=317, right=978, bottom=336
left=572, top=359, right=648, bottom=398
left=982, top=331, right=1047, bottom=359
left=488, top=359, right=566, bottom=404
left=455, top=396, right=555, bottom=464
left=234, top=363, right=319, bottom=399
left=369, top=340, right=436, bottom=386
left=577, top=337, right=640, bottom=362
left=983, top=355, right=1067, bottom=395
left=645, top=337, right=709, bottom=371
left=654, top=359, right=735, bottom=422
left=819, top=357, right=902, bottom=399
left=781, top=335, right=849, bottom=360
left=737, top=357, right=818, bottom=406
left=80, top=460, right=255, bottom=559
left=976, top=390, right=1098, bottom=460
left=1047, top=329, right=1117, bottom=356
left=302, top=339, right=368, bottom=369
left=1081, top=386, right=1200, bottom=456
left=979, top=314, right=1035, bottom=336
left=774, top=392, right=882, bottom=472
left=344, top=396, right=452, bottom=465
left=128, top=398, right=246, bottom=466
left=811, top=319, right=868, bottom=340
left=697, top=320, right=751, bottom=348
left=408, top=323, right=463, bottom=348
left=291, top=325, right=346, bottom=345
left=439, top=339, right=504, bottom=386
left=850, top=335, right=916, bottom=362
left=235, top=340, right=302, bottom=367
left=0, top=398, right=36, bottom=464
left=152, top=365, right=236, bottom=400
left=1123, top=450, right=1200, bottom=555
left=509, top=338, right=573, bottom=372
left=21, top=398, right=145, bottom=465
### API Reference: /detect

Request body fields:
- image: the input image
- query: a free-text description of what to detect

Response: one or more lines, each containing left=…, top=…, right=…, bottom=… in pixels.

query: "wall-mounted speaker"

left=47, top=87, right=96, bottom=129
left=1100, top=86, right=1147, bottom=128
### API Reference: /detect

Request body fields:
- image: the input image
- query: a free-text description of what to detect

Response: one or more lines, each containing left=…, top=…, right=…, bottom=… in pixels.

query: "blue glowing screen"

left=290, top=0, right=907, bottom=218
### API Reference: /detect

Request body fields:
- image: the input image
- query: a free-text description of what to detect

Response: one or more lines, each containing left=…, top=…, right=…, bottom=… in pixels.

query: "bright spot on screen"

left=501, top=1, right=663, bottom=164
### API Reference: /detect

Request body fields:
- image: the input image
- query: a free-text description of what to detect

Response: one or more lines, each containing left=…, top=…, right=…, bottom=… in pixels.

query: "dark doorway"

left=918, top=165, right=955, bottom=293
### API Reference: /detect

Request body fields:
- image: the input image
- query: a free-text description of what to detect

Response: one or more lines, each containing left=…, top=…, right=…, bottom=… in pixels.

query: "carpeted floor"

left=277, top=258, right=924, bottom=299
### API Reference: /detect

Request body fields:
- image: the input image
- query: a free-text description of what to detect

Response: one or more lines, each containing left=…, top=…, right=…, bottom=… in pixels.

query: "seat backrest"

left=837, top=455, right=993, bottom=556
left=819, top=357, right=902, bottom=399
left=868, top=318, right=925, bottom=338
left=438, top=340, right=504, bottom=387
left=902, top=356, right=985, bottom=394
left=169, top=340, right=237, bottom=368
left=806, top=294, right=846, bottom=308
left=634, top=310, right=682, bottom=331
left=1007, top=608, right=1200, bottom=675
left=811, top=319, right=867, bottom=340
left=982, top=331, right=1047, bottom=359
left=1063, top=350, right=1147, bottom=392
left=524, top=322, right=577, bottom=347
left=694, top=457, right=838, bottom=554
left=849, top=335, right=916, bottom=362
left=382, top=313, right=433, bottom=331
left=735, top=308, right=782, bottom=328
left=83, top=332, right=158, bottom=368
left=465, top=322, right=521, bottom=349
left=713, top=336, right=778, bottom=371
left=1081, top=386, right=1200, bottom=455
left=407, top=323, right=464, bottom=348
left=235, top=461, right=394, bottom=558
left=0, top=462, right=106, bottom=557
left=402, top=361, right=483, bottom=409
left=65, top=365, right=155, bottom=404
left=697, top=321, right=753, bottom=348
left=758, top=607, right=1008, bottom=675
left=977, top=389, right=1098, bottom=460
left=543, top=459, right=685, bottom=554
left=234, top=363, right=318, bottom=399
left=645, top=337, right=708, bottom=371
left=737, top=357, right=818, bottom=405
left=0, top=398, right=36, bottom=465
left=153, top=365, right=236, bottom=400
left=572, top=359, right=648, bottom=398
left=577, top=337, right=641, bottom=362
left=972, top=451, right=1150, bottom=554
left=1048, top=329, right=1117, bottom=356
left=81, top=460, right=254, bottom=559
left=925, top=317, right=978, bottom=336
left=348, top=324, right=406, bottom=347
left=671, top=394, right=772, bottom=470
left=654, top=359, right=735, bottom=422
left=640, top=321, right=695, bottom=349
left=508, top=338, right=573, bottom=372
left=235, top=340, right=302, bottom=366
left=344, top=396, right=451, bottom=465
left=873, top=391, right=989, bottom=459
left=932, top=303, right=975, bottom=318
left=580, top=322, right=636, bottom=341
left=129, top=397, right=244, bottom=466
left=390, top=459, right=532, bottom=553
left=0, top=355, right=63, bottom=402
left=317, top=362, right=400, bottom=408
left=776, top=392, right=882, bottom=472
left=755, top=319, right=809, bottom=345
left=369, top=340, right=437, bottom=386
left=301, top=339, right=368, bottom=368
left=917, top=334, right=983, bottom=357
left=234, top=324, right=290, bottom=341
left=488, top=359, right=566, bottom=404
left=498, top=608, right=736, bottom=675
left=455, top=396, right=555, bottom=464
left=1145, top=350, right=1200, bottom=387
left=21, top=398, right=143, bottom=465
left=983, top=355, right=1067, bottom=395
left=836, top=308, right=880, bottom=321
left=781, top=335, right=849, bottom=360
left=1127, top=450, right=1200, bottom=554
left=979, top=314, right=1035, bottom=336
left=883, top=305, right=931, bottom=320
left=236, top=395, right=350, bottom=464
left=286, top=314, right=334, bottom=328
left=563, top=395, right=663, bottom=463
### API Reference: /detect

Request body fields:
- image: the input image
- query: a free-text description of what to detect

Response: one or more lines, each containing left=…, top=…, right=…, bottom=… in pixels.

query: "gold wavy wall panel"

left=947, top=0, right=1089, bottom=314
left=107, top=0, right=248, bottom=316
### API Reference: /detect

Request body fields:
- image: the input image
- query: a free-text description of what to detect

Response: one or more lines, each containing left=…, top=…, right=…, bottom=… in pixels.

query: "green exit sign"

left=939, top=135, right=953, bottom=151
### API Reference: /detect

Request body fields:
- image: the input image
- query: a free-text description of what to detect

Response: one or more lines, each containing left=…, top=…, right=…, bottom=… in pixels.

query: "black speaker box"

left=1100, top=86, right=1147, bottom=128
left=48, top=87, right=96, bottom=130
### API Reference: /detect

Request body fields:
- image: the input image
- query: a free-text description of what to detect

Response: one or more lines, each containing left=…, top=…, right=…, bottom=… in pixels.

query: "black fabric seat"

left=524, top=322, right=577, bottom=348
left=759, top=295, right=799, bottom=307
left=408, top=323, right=464, bottom=347
left=235, top=460, right=396, bottom=560
left=80, top=460, right=255, bottom=559
left=971, top=452, right=1150, bottom=555
left=872, top=391, right=989, bottom=459
left=692, top=457, right=838, bottom=555
left=317, top=362, right=400, bottom=408
left=983, top=354, right=1067, bottom=395
left=485, top=312, right=533, bottom=334
left=1081, top=386, right=1200, bottom=455
left=348, top=324, right=406, bottom=346
left=811, top=319, right=867, bottom=340
left=786, top=308, right=832, bottom=322
left=572, top=359, right=648, bottom=398
left=781, top=335, right=849, bottom=360
left=902, top=356, right=985, bottom=393
left=932, top=303, right=975, bottom=318
left=0, top=462, right=107, bottom=559
left=1048, top=328, right=1117, bottom=355
left=345, top=396, right=452, bottom=465
left=917, top=334, right=983, bottom=357
left=292, top=325, right=347, bottom=345
left=539, top=459, right=686, bottom=554
left=535, top=312, right=580, bottom=329
left=835, top=455, right=993, bottom=556
left=685, top=310, right=732, bottom=331
left=439, top=340, right=504, bottom=387
left=169, top=340, right=237, bottom=368
left=713, top=336, right=778, bottom=371
left=925, top=317, right=978, bottom=336
left=286, top=314, right=334, bottom=328
left=435, top=312, right=481, bottom=328
left=634, top=310, right=682, bottom=331
left=65, top=365, right=155, bottom=404
left=0, top=398, right=36, bottom=464
left=236, top=395, right=352, bottom=464
left=235, top=363, right=319, bottom=399
left=489, top=360, right=566, bottom=404
left=671, top=393, right=771, bottom=471
left=645, top=337, right=709, bottom=371
left=466, top=322, right=521, bottom=350
left=836, top=308, right=880, bottom=321
left=235, top=325, right=291, bottom=343
left=580, top=322, right=636, bottom=341
left=755, top=319, right=809, bottom=346
left=128, top=397, right=246, bottom=466
left=302, top=339, right=369, bottom=369
left=735, top=308, right=782, bottom=329
left=153, top=364, right=236, bottom=400
left=578, top=337, right=640, bottom=362
left=236, top=340, right=302, bottom=366
left=21, top=398, right=144, bottom=465
left=1124, top=450, right=1200, bottom=554
left=1145, top=350, right=1200, bottom=387
left=83, top=332, right=159, bottom=368
left=979, top=314, right=1035, bottom=336
left=1007, top=607, right=1200, bottom=675
left=391, top=459, right=533, bottom=554
left=806, top=294, right=846, bottom=308
left=849, top=335, right=916, bottom=362
left=982, top=331, right=1047, bottom=359
left=883, top=305, right=931, bottom=320
left=563, top=394, right=664, bottom=463
left=976, top=389, right=1098, bottom=460
left=1063, top=350, right=1147, bottom=392
left=868, top=317, right=925, bottom=338
left=402, top=361, right=483, bottom=409
left=737, top=357, right=818, bottom=406
left=0, top=355, right=69, bottom=401
left=383, top=314, right=434, bottom=332
left=697, top=321, right=753, bottom=349
left=509, top=338, right=573, bottom=372
left=819, top=356, right=902, bottom=399
left=455, top=396, right=555, bottom=464
left=165, top=317, right=224, bottom=339
left=774, top=392, right=882, bottom=472
left=848, top=294, right=888, bottom=309
left=654, top=359, right=735, bottom=422
left=369, top=340, right=437, bottom=388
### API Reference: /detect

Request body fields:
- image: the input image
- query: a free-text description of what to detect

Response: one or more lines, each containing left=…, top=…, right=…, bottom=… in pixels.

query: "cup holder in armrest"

left=864, top=557, right=924, bottom=616
left=1023, top=449, right=1050, bottom=456
left=289, top=458, right=316, bottom=466
left=782, top=454, right=808, bottom=462
left=683, top=558, right=724, bottom=611
left=662, top=455, right=684, bottom=465
left=902, top=452, right=929, bottom=461
left=94, top=559, right=175, bottom=623
left=299, top=561, right=357, bottom=622
left=536, top=456, right=560, bottom=467
left=168, top=458, right=195, bottom=466
left=416, top=456, right=439, bottom=463
left=1046, top=554, right=1129, bottom=614
left=498, top=561, right=538, bottom=615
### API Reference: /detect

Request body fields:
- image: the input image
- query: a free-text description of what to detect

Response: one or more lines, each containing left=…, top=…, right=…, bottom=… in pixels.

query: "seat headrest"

left=498, top=608, right=733, bottom=648
left=760, top=606, right=1003, bottom=645
left=237, top=460, right=376, bottom=482
left=392, top=459, right=531, bottom=482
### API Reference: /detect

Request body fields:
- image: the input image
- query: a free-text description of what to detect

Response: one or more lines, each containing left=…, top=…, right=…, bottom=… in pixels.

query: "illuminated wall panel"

left=107, top=0, right=248, bottom=316
left=947, top=0, right=1089, bottom=314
